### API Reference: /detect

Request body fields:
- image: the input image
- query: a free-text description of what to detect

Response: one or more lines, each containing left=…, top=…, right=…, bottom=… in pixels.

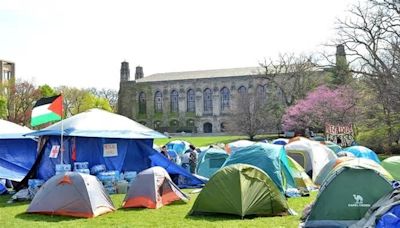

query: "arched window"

left=238, top=86, right=247, bottom=97
left=220, top=87, right=230, bottom=111
left=170, top=90, right=179, bottom=113
left=203, top=122, right=213, bottom=133
left=154, top=91, right=163, bottom=113
left=203, top=88, right=213, bottom=114
left=256, top=85, right=266, bottom=105
left=187, top=89, right=195, bottom=112
left=138, top=92, right=146, bottom=114
left=220, top=122, right=226, bottom=132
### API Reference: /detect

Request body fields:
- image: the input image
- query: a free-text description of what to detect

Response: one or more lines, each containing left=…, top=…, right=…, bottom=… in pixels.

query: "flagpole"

left=60, top=93, right=64, bottom=165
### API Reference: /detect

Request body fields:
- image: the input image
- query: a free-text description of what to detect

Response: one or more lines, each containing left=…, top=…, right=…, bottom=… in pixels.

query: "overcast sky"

left=1, top=0, right=357, bottom=90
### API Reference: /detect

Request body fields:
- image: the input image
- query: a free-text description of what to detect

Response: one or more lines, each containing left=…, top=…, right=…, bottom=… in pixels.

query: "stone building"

left=0, top=59, right=15, bottom=95
left=118, top=63, right=322, bottom=134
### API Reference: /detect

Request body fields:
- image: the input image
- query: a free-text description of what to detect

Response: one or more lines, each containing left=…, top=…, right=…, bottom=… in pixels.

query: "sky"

left=1, top=0, right=358, bottom=90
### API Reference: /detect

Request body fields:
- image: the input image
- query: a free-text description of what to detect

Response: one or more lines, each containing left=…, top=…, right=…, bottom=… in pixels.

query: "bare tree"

left=226, top=91, right=279, bottom=140
left=260, top=53, right=327, bottom=107
left=335, top=1, right=400, bottom=145
left=7, top=80, right=41, bottom=126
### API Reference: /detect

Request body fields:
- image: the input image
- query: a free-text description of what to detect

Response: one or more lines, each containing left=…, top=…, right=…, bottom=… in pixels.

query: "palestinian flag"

left=31, top=94, right=63, bottom=127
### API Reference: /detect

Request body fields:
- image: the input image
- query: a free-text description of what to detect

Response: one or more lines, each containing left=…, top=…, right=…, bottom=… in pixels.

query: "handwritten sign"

left=103, top=143, right=118, bottom=157
left=49, top=145, right=60, bottom=158
left=325, top=124, right=354, bottom=147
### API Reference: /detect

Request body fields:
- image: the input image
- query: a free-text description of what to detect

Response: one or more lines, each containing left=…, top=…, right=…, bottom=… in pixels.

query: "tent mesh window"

left=209, top=158, right=226, bottom=168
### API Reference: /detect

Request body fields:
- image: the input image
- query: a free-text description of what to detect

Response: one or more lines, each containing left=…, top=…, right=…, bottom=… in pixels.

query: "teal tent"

left=222, top=143, right=295, bottom=194
left=196, top=148, right=228, bottom=178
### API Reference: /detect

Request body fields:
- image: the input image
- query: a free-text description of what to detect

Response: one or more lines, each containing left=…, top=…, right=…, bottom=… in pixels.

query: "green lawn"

left=154, top=135, right=248, bottom=147
left=0, top=190, right=316, bottom=227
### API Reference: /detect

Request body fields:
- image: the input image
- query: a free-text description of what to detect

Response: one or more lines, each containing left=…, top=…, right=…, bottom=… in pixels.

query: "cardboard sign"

left=49, top=145, right=60, bottom=158
left=103, top=143, right=118, bottom=157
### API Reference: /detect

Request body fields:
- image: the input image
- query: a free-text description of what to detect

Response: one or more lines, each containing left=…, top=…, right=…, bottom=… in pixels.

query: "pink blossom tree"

left=282, top=85, right=357, bottom=131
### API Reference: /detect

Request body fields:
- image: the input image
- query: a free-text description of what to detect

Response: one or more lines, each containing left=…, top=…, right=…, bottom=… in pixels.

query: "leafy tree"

left=89, top=87, right=118, bottom=112
left=0, top=96, right=7, bottom=119
left=282, top=85, right=358, bottom=132
left=38, top=84, right=57, bottom=97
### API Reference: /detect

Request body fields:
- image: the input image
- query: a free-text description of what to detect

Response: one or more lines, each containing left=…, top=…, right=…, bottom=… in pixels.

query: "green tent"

left=222, top=143, right=295, bottom=193
left=382, top=156, right=400, bottom=180
left=189, top=164, right=289, bottom=218
left=196, top=148, right=228, bottom=178
left=305, top=158, right=394, bottom=227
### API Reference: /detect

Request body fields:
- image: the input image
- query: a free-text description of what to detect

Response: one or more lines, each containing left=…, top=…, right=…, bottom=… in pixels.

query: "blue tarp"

left=377, top=204, right=400, bottom=228
left=0, top=119, right=37, bottom=182
left=222, top=143, right=296, bottom=194
left=343, top=146, right=380, bottom=163
left=20, top=109, right=203, bottom=188
left=30, top=136, right=203, bottom=187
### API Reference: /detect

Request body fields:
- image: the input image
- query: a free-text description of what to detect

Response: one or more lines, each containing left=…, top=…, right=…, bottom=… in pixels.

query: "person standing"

left=188, top=145, right=198, bottom=174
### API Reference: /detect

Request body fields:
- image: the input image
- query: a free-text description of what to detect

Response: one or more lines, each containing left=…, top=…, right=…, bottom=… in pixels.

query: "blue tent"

left=166, top=140, right=191, bottom=154
left=222, top=143, right=295, bottom=194
left=343, top=146, right=380, bottom=163
left=377, top=204, right=400, bottom=228
left=0, top=120, right=37, bottom=182
left=196, top=148, right=228, bottom=178
left=21, top=109, right=203, bottom=188
left=0, top=182, right=6, bottom=195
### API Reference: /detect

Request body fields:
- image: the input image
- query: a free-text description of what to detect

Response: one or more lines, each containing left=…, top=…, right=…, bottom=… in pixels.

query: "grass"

left=154, top=134, right=279, bottom=147
left=0, top=190, right=316, bottom=227
left=154, top=135, right=248, bottom=147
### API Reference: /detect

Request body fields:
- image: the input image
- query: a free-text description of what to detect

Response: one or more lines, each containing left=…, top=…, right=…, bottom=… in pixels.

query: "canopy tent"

left=285, top=138, right=337, bottom=181
left=381, top=156, right=400, bottom=180
left=305, top=158, right=394, bottom=227
left=224, top=140, right=255, bottom=154
left=165, top=140, right=191, bottom=154
left=311, top=136, right=325, bottom=142
left=196, top=148, right=228, bottom=178
left=122, top=166, right=189, bottom=209
left=222, top=143, right=295, bottom=194
left=343, top=146, right=380, bottom=163
left=0, top=120, right=37, bottom=182
left=27, top=172, right=115, bottom=218
left=189, top=164, right=289, bottom=218
left=20, top=109, right=203, bottom=188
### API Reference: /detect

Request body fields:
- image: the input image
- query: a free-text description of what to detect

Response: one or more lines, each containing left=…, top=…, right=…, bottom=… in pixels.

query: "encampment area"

left=1, top=109, right=400, bottom=227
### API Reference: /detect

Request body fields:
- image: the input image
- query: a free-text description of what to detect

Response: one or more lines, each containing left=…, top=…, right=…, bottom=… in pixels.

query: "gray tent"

left=122, top=166, right=189, bottom=209
left=27, top=172, right=115, bottom=218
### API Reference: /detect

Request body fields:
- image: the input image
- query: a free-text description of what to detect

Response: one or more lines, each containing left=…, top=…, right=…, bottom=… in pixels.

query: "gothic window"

left=238, top=86, right=247, bottom=96
left=187, top=89, right=195, bottom=112
left=138, top=92, right=146, bottom=114
left=203, top=88, right=213, bottom=114
left=256, top=85, right=266, bottom=105
left=170, top=90, right=179, bottom=113
left=154, top=91, right=163, bottom=113
left=220, top=87, right=230, bottom=111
